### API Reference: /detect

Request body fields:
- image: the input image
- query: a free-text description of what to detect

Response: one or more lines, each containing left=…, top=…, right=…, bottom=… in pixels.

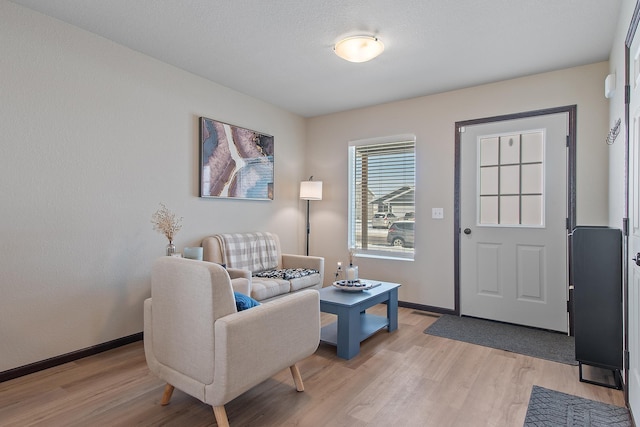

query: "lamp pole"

left=305, top=199, right=311, bottom=256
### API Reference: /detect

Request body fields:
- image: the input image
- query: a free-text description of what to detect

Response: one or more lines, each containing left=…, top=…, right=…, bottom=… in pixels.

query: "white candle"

left=346, top=265, right=358, bottom=281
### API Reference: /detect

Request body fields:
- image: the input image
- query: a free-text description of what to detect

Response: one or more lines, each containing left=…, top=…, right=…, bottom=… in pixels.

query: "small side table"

left=319, top=280, right=400, bottom=360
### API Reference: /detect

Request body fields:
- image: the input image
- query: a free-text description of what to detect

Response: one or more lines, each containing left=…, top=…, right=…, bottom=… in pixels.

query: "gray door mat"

left=424, top=314, right=576, bottom=365
left=524, top=385, right=631, bottom=426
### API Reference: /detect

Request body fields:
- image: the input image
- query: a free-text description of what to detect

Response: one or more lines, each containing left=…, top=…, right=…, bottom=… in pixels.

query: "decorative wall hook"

left=606, top=118, right=621, bottom=145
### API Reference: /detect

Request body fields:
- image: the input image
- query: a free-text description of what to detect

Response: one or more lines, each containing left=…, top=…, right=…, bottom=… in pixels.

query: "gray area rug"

left=424, top=314, right=576, bottom=365
left=524, top=385, right=631, bottom=426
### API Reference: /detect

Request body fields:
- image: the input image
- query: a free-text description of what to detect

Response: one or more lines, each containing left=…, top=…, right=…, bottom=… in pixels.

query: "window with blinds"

left=348, top=135, right=416, bottom=259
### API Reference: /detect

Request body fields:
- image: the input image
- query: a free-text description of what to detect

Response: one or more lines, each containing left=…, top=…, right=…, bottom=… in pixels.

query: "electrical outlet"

left=432, top=208, right=444, bottom=219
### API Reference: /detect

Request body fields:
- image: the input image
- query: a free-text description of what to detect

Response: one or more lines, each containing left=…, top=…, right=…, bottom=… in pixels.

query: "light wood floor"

left=0, top=306, right=626, bottom=426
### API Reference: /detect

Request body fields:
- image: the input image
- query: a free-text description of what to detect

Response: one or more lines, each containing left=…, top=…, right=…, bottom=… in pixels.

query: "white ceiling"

left=9, top=0, right=622, bottom=117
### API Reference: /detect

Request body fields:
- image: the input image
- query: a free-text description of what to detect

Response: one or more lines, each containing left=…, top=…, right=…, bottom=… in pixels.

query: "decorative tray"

left=332, top=280, right=381, bottom=292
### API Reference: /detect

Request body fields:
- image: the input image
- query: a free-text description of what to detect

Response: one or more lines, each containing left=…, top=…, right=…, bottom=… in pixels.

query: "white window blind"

left=348, top=135, right=416, bottom=259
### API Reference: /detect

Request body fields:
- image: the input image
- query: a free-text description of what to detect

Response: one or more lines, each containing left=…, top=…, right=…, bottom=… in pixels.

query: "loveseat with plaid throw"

left=201, top=232, right=324, bottom=302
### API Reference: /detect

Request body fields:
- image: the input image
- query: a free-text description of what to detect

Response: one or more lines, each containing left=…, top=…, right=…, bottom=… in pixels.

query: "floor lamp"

left=300, top=177, right=323, bottom=256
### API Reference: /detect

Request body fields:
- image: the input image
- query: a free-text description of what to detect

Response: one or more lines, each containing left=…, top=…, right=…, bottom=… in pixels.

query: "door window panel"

left=521, top=195, right=543, bottom=225
left=500, top=196, right=520, bottom=225
left=521, top=132, right=543, bottom=163
left=480, top=137, right=499, bottom=166
left=480, top=196, right=499, bottom=224
left=500, top=134, right=520, bottom=164
left=478, top=130, right=544, bottom=226
left=521, top=164, right=543, bottom=194
left=500, top=165, right=520, bottom=194
left=480, top=167, right=498, bottom=194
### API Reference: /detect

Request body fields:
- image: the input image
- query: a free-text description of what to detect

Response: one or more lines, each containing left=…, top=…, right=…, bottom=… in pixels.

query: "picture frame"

left=199, top=117, right=274, bottom=200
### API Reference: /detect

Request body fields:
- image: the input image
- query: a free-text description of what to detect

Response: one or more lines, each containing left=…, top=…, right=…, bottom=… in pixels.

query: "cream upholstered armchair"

left=144, top=257, right=320, bottom=427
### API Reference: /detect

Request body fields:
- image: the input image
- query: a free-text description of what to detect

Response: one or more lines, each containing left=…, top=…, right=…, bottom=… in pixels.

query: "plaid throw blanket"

left=215, top=232, right=279, bottom=273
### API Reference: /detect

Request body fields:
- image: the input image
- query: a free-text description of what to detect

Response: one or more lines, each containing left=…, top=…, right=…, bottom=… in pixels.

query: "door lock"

left=463, top=228, right=472, bottom=235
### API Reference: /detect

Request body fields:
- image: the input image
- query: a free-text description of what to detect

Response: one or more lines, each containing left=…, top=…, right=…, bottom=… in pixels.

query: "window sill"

left=353, top=251, right=414, bottom=262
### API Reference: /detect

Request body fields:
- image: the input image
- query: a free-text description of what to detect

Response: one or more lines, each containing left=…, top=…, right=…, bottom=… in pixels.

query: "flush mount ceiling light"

left=334, top=35, right=384, bottom=63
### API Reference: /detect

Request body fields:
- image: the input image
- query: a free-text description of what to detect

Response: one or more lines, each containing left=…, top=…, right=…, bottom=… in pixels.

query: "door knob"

left=463, top=228, right=472, bottom=235
left=633, top=252, right=640, bottom=266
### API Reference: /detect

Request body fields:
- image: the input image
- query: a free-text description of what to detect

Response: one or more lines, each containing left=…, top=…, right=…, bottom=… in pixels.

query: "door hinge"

left=623, top=217, right=629, bottom=236
left=625, top=349, right=630, bottom=371
left=566, top=135, right=570, bottom=147
left=459, top=126, right=466, bottom=133
left=626, top=84, right=631, bottom=105
left=566, top=218, right=570, bottom=230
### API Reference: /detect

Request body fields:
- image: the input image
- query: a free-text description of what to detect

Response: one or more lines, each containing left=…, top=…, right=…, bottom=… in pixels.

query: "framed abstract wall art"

left=199, top=117, right=274, bottom=200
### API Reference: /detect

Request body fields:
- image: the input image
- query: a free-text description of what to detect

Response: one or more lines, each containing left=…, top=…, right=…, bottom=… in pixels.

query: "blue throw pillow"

left=233, top=292, right=260, bottom=311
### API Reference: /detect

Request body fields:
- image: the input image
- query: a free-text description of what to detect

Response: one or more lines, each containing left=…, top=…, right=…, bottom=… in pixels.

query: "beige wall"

left=307, top=62, right=611, bottom=309
left=0, top=1, right=308, bottom=372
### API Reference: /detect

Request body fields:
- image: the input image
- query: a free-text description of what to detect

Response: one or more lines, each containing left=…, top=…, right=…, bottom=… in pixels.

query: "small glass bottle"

left=166, top=241, right=176, bottom=256
left=336, top=262, right=344, bottom=282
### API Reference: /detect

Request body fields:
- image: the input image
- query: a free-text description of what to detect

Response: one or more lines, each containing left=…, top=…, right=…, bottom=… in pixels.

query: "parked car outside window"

left=387, top=221, right=415, bottom=248
left=404, top=212, right=415, bottom=220
left=372, top=212, right=398, bottom=228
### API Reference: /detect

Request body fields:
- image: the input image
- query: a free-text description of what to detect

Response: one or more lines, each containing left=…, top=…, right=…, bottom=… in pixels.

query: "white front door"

left=459, top=113, right=569, bottom=332
left=627, top=28, right=640, bottom=415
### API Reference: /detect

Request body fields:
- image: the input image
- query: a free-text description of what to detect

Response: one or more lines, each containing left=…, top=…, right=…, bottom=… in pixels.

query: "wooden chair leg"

left=160, top=384, right=175, bottom=406
left=290, top=364, right=304, bottom=392
left=213, top=405, right=230, bottom=427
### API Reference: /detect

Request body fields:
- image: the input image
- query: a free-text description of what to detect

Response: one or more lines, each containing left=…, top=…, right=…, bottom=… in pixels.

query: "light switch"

left=432, top=208, right=444, bottom=219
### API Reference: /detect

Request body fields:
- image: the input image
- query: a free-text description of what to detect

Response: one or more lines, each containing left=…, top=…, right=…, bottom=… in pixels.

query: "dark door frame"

left=453, top=106, right=577, bottom=330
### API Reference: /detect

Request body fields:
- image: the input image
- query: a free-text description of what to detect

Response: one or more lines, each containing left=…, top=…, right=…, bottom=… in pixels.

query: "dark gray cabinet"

left=571, top=226, right=623, bottom=388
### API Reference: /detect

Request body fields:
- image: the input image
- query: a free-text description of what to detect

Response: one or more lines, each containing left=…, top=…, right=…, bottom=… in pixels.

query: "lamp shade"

left=300, top=181, right=323, bottom=200
left=334, top=36, right=384, bottom=63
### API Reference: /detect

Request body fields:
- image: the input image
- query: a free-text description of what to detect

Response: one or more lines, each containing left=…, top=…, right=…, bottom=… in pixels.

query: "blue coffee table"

left=319, top=280, right=400, bottom=359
